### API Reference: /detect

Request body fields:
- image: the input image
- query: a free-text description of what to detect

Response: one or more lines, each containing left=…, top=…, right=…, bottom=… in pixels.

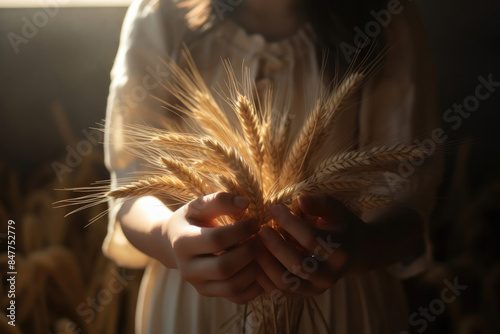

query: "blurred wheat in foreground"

left=59, top=49, right=427, bottom=333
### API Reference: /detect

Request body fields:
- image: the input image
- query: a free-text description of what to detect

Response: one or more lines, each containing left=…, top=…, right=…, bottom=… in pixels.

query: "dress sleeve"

left=102, top=0, right=187, bottom=268
left=358, top=2, right=443, bottom=279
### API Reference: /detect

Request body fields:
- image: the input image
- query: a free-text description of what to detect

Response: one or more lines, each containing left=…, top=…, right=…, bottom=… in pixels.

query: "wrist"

left=118, top=196, right=177, bottom=268
left=152, top=211, right=178, bottom=269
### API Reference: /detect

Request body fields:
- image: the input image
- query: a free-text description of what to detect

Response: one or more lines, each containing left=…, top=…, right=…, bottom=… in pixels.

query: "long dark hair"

left=304, top=0, right=390, bottom=70
left=304, top=1, right=389, bottom=49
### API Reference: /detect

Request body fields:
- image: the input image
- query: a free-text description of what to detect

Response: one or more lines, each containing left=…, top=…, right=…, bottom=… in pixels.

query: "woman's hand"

left=255, top=193, right=367, bottom=296
left=161, top=192, right=264, bottom=304
left=256, top=193, right=423, bottom=297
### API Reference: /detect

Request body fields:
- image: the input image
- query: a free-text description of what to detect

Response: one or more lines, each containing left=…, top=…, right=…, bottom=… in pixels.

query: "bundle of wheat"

left=59, top=48, right=427, bottom=333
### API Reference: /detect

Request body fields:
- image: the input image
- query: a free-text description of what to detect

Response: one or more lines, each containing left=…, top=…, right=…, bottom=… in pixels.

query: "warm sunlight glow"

left=0, top=0, right=134, bottom=7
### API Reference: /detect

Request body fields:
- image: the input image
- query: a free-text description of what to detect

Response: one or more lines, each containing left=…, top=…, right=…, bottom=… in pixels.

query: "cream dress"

left=102, top=0, right=442, bottom=333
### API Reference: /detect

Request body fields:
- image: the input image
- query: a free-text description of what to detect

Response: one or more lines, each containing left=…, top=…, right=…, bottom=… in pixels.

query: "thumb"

left=185, top=192, right=249, bottom=225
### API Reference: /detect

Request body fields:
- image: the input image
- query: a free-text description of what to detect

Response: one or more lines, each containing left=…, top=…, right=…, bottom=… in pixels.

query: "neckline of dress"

left=214, top=18, right=314, bottom=55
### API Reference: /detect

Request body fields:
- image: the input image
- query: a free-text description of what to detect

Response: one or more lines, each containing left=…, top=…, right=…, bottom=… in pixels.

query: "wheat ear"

left=160, top=157, right=210, bottom=196
left=259, top=124, right=273, bottom=193
left=106, top=175, right=197, bottom=199
left=264, top=112, right=289, bottom=185
left=280, top=99, right=328, bottom=186
left=325, top=72, right=365, bottom=123
left=266, top=174, right=371, bottom=213
left=153, top=134, right=247, bottom=178
left=152, top=133, right=202, bottom=148
left=314, top=144, right=425, bottom=175
left=259, top=86, right=279, bottom=193
left=302, top=73, right=365, bottom=170
left=153, top=133, right=224, bottom=162
left=347, top=193, right=393, bottom=212
left=235, top=94, right=264, bottom=171
left=202, top=138, right=264, bottom=221
left=279, top=73, right=365, bottom=185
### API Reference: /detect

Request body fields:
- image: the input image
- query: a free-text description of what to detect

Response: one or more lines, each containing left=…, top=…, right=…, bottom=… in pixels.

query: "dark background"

left=0, top=1, right=499, bottom=333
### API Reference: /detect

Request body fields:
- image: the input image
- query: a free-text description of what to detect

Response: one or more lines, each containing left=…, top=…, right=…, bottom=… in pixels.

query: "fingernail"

left=234, top=196, right=249, bottom=209
left=259, top=226, right=273, bottom=240
left=297, top=194, right=313, bottom=206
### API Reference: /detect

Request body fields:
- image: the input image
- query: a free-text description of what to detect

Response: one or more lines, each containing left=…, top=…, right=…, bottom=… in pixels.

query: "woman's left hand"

left=256, top=193, right=373, bottom=297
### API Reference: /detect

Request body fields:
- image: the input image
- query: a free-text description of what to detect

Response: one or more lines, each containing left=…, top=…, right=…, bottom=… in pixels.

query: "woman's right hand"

left=160, top=192, right=263, bottom=304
